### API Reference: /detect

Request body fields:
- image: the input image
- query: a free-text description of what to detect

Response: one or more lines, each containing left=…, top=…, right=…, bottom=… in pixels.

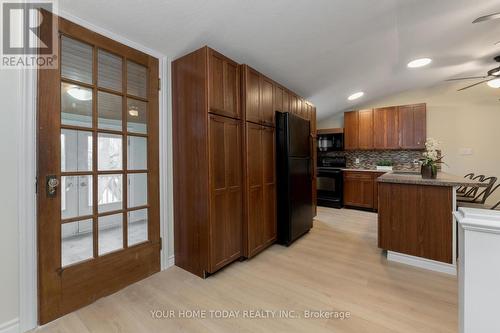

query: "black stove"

left=317, top=156, right=346, bottom=208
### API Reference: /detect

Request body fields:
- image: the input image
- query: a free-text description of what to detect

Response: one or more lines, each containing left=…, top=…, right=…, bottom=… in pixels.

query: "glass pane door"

left=60, top=36, right=150, bottom=267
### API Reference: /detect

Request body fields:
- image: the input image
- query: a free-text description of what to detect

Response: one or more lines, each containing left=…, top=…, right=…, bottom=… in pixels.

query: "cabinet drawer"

left=344, top=171, right=373, bottom=180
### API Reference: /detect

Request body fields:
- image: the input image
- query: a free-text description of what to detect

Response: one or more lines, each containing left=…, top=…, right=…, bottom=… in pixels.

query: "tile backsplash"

left=322, top=150, right=425, bottom=171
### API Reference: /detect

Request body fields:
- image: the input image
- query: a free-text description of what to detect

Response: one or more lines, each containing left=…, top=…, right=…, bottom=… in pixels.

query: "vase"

left=421, top=164, right=437, bottom=179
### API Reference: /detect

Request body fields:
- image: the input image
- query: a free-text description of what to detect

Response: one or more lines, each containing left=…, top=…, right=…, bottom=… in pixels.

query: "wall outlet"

left=355, top=158, right=360, bottom=164
left=459, top=148, right=473, bottom=156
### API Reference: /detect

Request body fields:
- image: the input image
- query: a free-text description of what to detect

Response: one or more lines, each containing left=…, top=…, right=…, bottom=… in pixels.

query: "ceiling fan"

left=473, top=12, right=500, bottom=24
left=446, top=56, right=500, bottom=91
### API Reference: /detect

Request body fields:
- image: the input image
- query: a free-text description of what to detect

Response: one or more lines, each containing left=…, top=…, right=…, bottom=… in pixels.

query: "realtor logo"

left=1, top=0, right=58, bottom=69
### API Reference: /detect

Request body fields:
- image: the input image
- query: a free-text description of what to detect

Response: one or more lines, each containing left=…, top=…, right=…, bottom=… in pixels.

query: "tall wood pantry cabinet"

left=172, top=46, right=243, bottom=277
left=173, top=46, right=318, bottom=277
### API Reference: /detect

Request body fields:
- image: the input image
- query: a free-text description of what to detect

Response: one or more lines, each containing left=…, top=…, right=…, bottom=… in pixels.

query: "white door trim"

left=19, top=11, right=172, bottom=332
left=159, top=56, right=175, bottom=270
left=18, top=66, right=38, bottom=333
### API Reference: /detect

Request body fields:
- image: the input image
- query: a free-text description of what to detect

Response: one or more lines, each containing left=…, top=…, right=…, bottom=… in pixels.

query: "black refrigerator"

left=276, top=112, right=313, bottom=246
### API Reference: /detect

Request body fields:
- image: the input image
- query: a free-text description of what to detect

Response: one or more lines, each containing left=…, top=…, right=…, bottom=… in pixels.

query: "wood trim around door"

left=37, top=12, right=160, bottom=324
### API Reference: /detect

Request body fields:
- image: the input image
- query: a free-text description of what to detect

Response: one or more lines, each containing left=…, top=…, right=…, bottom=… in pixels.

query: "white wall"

left=0, top=70, right=20, bottom=326
left=318, top=82, right=500, bottom=205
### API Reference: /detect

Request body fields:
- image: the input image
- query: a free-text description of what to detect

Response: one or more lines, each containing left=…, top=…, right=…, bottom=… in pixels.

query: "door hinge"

left=158, top=78, right=161, bottom=90
left=159, top=237, right=162, bottom=251
left=35, top=177, right=38, bottom=194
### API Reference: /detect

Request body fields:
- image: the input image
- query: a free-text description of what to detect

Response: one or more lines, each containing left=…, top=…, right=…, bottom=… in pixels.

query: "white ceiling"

left=59, top=0, right=500, bottom=120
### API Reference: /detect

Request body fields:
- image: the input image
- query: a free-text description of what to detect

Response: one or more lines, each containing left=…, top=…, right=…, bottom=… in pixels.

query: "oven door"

left=317, top=169, right=343, bottom=208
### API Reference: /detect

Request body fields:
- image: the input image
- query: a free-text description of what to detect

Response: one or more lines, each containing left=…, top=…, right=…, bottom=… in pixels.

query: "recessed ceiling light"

left=128, top=108, right=139, bottom=117
left=348, top=92, right=364, bottom=101
left=487, top=78, right=500, bottom=88
left=67, top=87, right=92, bottom=101
left=407, top=58, right=432, bottom=68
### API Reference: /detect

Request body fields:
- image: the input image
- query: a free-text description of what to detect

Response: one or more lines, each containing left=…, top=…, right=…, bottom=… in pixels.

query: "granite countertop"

left=341, top=168, right=420, bottom=173
left=377, top=171, right=488, bottom=187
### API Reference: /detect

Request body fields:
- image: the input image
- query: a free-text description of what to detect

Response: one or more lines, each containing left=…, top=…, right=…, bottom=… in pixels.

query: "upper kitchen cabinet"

left=344, top=103, right=426, bottom=150
left=290, top=94, right=298, bottom=114
left=344, top=111, right=359, bottom=150
left=208, top=48, right=240, bottom=119
left=358, top=109, right=374, bottom=149
left=273, top=85, right=284, bottom=112
left=399, top=103, right=426, bottom=149
left=242, top=65, right=261, bottom=124
left=374, top=106, right=399, bottom=149
left=241, top=65, right=276, bottom=126
left=261, top=75, right=275, bottom=126
left=297, top=98, right=303, bottom=117
left=282, top=89, right=290, bottom=112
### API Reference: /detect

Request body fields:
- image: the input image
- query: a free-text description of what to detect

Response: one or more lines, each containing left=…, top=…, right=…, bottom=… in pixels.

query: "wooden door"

left=343, top=172, right=374, bottom=209
left=245, top=123, right=264, bottom=256
left=358, top=109, right=374, bottom=149
left=38, top=14, right=160, bottom=324
left=261, top=76, right=274, bottom=126
left=262, top=126, right=277, bottom=245
left=208, top=115, right=242, bottom=272
left=344, top=111, right=359, bottom=150
left=244, top=66, right=261, bottom=124
left=399, top=103, right=426, bottom=149
left=373, top=107, right=399, bottom=149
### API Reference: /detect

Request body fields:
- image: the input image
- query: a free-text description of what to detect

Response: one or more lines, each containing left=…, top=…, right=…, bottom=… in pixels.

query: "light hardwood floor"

left=35, top=207, right=458, bottom=333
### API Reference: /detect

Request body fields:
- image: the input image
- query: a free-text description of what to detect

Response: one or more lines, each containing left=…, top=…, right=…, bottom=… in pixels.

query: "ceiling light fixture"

left=348, top=92, right=364, bottom=101
left=67, top=87, right=92, bottom=101
left=407, top=58, right=432, bottom=68
left=128, top=107, right=139, bottom=117
left=487, top=78, right=500, bottom=88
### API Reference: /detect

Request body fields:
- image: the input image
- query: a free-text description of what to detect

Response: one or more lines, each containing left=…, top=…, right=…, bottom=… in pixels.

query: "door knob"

left=46, top=175, right=59, bottom=197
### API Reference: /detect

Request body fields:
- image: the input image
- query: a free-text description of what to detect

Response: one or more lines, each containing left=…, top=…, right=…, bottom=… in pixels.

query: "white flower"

left=423, top=138, right=441, bottom=162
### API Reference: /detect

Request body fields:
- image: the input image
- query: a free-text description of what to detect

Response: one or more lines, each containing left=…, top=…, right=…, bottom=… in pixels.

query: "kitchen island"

left=377, top=171, right=486, bottom=274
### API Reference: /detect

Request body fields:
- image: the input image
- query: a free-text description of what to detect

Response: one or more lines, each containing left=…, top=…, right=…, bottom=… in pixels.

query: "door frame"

left=18, top=10, right=172, bottom=331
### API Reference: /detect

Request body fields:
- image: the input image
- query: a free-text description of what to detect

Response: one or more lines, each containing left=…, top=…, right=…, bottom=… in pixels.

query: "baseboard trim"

left=0, top=318, right=19, bottom=333
left=387, top=251, right=457, bottom=275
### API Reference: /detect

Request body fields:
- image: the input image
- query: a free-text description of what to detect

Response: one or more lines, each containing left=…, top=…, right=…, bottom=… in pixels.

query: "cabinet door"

left=262, top=126, right=277, bottom=244
left=343, top=172, right=374, bottom=209
left=208, top=50, right=240, bottom=119
left=290, top=94, right=297, bottom=114
left=208, top=51, right=224, bottom=114
left=358, top=109, right=374, bottom=149
left=413, top=104, right=426, bottom=149
left=223, top=60, right=239, bottom=118
left=282, top=90, right=290, bottom=112
left=274, top=85, right=283, bottom=113
left=344, top=111, right=359, bottom=150
left=245, top=67, right=261, bottom=124
left=372, top=172, right=385, bottom=211
left=374, top=107, right=399, bottom=149
left=297, top=98, right=303, bottom=117
left=399, top=104, right=426, bottom=149
left=245, top=123, right=264, bottom=256
left=209, top=115, right=242, bottom=272
left=261, top=76, right=274, bottom=126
